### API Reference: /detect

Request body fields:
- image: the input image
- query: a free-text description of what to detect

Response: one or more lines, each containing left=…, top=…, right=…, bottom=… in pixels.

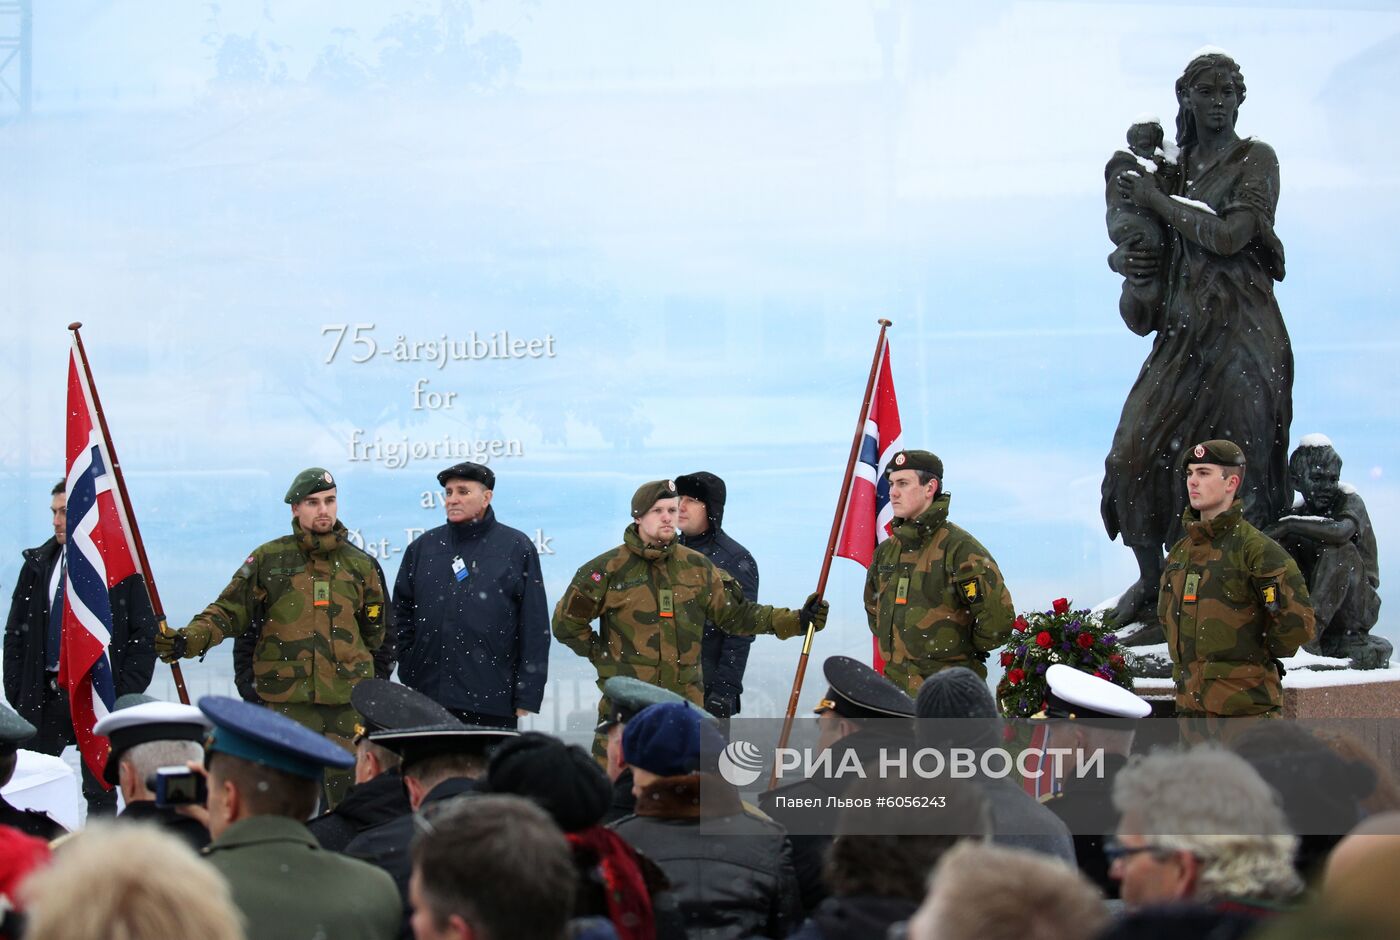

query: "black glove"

left=800, top=592, right=829, bottom=633
left=1271, top=656, right=1287, bottom=680
left=704, top=695, right=736, bottom=722
left=973, top=650, right=990, bottom=665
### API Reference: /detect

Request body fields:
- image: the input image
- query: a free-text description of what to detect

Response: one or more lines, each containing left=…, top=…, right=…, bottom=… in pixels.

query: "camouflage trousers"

left=883, top=654, right=986, bottom=696
left=266, top=700, right=360, bottom=809
left=1176, top=709, right=1279, bottom=747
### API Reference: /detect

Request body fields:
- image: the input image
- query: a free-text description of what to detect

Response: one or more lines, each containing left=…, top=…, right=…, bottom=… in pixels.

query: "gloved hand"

left=704, top=694, right=737, bottom=722
left=154, top=624, right=213, bottom=663
left=800, top=592, right=829, bottom=633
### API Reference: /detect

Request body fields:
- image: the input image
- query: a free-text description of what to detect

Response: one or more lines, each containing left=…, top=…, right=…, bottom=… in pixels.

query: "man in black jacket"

left=612, top=701, right=801, bottom=938
left=676, top=471, right=759, bottom=720
left=345, top=721, right=519, bottom=938
left=3, top=480, right=156, bottom=813
left=759, top=656, right=916, bottom=915
left=306, top=679, right=454, bottom=852
left=393, top=462, right=549, bottom=729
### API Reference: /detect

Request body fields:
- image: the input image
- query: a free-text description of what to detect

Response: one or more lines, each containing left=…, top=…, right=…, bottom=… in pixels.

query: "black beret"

left=631, top=479, right=678, bottom=517
left=436, top=462, right=496, bottom=490
left=885, top=450, right=944, bottom=480
left=1186, top=440, right=1246, bottom=467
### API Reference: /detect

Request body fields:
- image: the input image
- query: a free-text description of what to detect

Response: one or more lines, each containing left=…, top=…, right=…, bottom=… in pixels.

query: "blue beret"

left=199, top=696, right=354, bottom=779
left=622, top=702, right=724, bottom=777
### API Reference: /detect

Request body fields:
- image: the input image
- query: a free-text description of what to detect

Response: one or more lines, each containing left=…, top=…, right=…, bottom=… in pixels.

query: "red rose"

left=1013, top=615, right=1029, bottom=633
left=1035, top=631, right=1053, bottom=648
left=1076, top=632, right=1094, bottom=649
left=1007, top=668, right=1025, bottom=686
left=1052, top=597, right=1071, bottom=615
left=1110, top=654, right=1126, bottom=667
left=1000, top=651, right=1014, bottom=667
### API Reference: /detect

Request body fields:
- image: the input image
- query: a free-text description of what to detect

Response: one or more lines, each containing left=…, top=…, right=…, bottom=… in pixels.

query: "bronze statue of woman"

left=1103, top=51, right=1294, bottom=629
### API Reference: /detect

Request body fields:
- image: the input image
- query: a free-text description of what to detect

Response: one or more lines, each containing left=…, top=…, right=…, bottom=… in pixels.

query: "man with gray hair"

left=93, top=695, right=212, bottom=850
left=1109, top=747, right=1302, bottom=920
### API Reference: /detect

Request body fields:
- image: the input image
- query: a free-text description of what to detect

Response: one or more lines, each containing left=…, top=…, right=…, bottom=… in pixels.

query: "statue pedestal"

left=1133, top=667, right=1400, bottom=776
left=1133, top=669, right=1400, bottom=719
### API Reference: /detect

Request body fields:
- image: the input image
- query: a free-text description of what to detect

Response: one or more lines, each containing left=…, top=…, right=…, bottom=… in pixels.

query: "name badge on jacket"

left=452, top=556, right=468, bottom=582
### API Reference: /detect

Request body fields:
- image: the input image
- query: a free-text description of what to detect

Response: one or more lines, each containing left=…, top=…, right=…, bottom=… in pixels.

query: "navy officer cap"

left=0, top=701, right=37, bottom=755
left=370, top=722, right=519, bottom=772
left=350, top=679, right=458, bottom=742
left=95, top=695, right=211, bottom=785
left=813, top=655, right=915, bottom=722
left=436, top=461, right=495, bottom=491
left=199, top=696, right=354, bottom=780
left=1034, top=664, right=1152, bottom=730
left=596, top=676, right=718, bottom=734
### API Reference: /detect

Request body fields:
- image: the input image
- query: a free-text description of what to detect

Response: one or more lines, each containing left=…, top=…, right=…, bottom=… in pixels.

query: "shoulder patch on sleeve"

left=956, top=576, right=984, bottom=606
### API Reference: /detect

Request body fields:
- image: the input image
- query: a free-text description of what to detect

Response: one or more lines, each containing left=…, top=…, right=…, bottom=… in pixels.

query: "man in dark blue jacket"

left=675, top=471, right=758, bottom=720
left=392, top=462, right=549, bottom=728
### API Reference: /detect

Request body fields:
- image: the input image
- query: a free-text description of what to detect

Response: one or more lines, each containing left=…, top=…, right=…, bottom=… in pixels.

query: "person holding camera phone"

left=93, top=694, right=212, bottom=850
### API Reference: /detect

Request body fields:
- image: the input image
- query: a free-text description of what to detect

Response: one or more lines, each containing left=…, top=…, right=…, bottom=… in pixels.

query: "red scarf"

left=567, top=826, right=655, bottom=940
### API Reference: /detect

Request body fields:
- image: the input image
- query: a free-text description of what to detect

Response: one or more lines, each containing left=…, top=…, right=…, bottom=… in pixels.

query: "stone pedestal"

left=1132, top=671, right=1400, bottom=775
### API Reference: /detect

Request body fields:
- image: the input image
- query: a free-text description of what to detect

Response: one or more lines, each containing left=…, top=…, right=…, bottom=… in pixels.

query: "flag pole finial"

left=68, top=322, right=83, bottom=331
left=878, top=318, right=892, bottom=327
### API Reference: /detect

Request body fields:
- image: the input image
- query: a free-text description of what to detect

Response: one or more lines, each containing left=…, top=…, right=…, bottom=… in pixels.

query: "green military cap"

left=631, top=479, right=679, bottom=518
left=0, top=702, right=37, bottom=755
left=597, top=676, right=717, bottom=733
left=284, top=467, right=337, bottom=504
left=886, top=449, right=944, bottom=480
left=1186, top=440, right=1246, bottom=467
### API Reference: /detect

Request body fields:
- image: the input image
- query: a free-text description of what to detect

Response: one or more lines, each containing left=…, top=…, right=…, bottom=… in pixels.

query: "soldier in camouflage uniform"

left=1158, top=440, right=1314, bottom=735
left=155, top=468, right=387, bottom=805
left=865, top=450, right=1015, bottom=694
left=553, top=480, right=827, bottom=749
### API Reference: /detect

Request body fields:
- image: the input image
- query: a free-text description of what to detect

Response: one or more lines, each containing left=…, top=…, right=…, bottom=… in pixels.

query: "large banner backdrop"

left=3, top=2, right=1397, bottom=727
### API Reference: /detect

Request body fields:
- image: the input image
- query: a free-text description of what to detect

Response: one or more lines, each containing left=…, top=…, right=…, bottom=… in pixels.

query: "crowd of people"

left=1, top=662, right=1399, bottom=940
left=0, top=439, right=1390, bottom=939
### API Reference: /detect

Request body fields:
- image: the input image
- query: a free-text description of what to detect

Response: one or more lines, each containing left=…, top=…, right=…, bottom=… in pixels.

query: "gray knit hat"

left=914, top=667, right=1001, bottom=751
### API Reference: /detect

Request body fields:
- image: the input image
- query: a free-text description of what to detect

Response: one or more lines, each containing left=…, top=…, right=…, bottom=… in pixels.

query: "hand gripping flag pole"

left=63, top=326, right=190, bottom=769
left=769, top=319, right=902, bottom=789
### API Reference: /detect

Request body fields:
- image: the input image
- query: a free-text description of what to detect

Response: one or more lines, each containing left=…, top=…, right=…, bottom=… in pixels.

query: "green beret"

left=631, top=479, right=678, bottom=518
left=597, top=676, right=718, bottom=733
left=284, top=467, right=337, bottom=504
left=886, top=449, right=943, bottom=480
left=1186, top=440, right=1246, bottom=467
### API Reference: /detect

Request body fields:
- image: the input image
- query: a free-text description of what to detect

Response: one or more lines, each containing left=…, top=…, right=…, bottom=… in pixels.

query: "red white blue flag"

left=59, top=348, right=138, bottom=784
left=833, top=337, right=902, bottom=670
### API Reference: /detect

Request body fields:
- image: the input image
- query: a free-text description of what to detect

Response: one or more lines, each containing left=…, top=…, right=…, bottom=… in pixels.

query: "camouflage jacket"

left=864, top=495, right=1014, bottom=692
left=1159, top=501, right=1314, bottom=716
left=552, top=524, right=802, bottom=702
left=187, top=520, right=387, bottom=706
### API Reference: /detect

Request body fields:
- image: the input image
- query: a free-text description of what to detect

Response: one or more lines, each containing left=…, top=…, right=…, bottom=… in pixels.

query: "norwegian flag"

left=833, top=337, right=903, bottom=671
left=59, top=349, right=139, bottom=784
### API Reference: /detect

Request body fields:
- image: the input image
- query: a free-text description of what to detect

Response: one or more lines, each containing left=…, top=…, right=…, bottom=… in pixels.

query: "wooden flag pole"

left=768, top=318, right=891, bottom=790
left=68, top=323, right=190, bottom=705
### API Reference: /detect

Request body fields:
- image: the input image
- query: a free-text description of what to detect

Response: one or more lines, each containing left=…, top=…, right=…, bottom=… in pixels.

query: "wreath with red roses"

left=994, top=597, right=1136, bottom=718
